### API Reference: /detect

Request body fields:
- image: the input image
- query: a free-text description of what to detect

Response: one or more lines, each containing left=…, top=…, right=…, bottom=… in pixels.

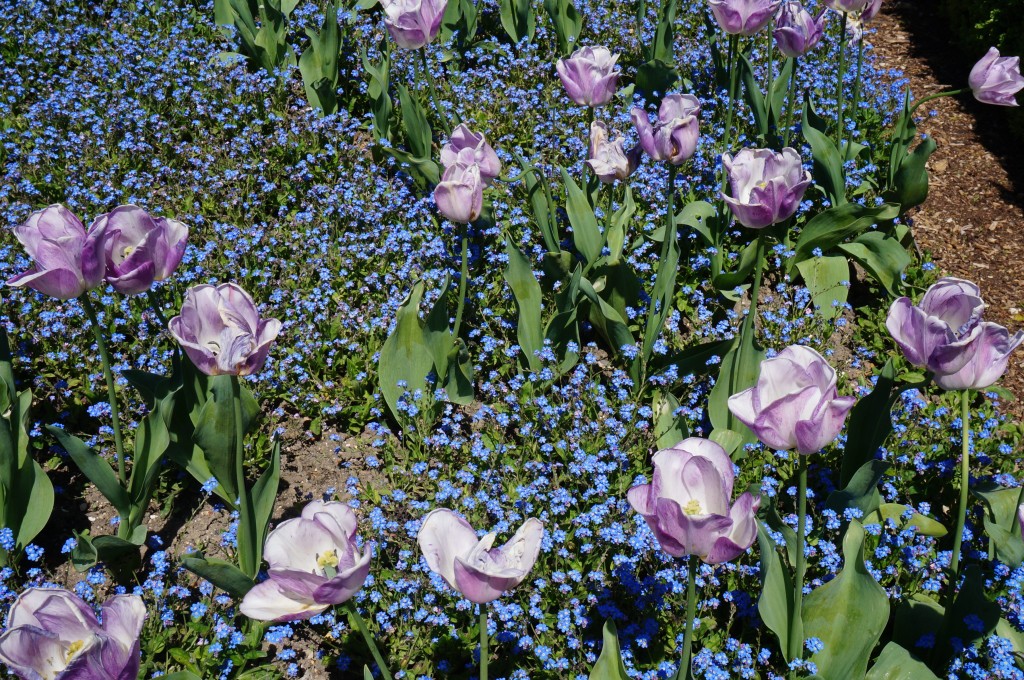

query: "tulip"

left=380, top=0, right=447, bottom=50
left=168, top=283, right=282, bottom=376
left=240, top=501, right=372, bottom=622
left=417, top=509, right=543, bottom=603
left=0, top=588, right=144, bottom=680
left=96, top=204, right=188, bottom=295
left=6, top=204, right=106, bottom=300
left=969, top=47, right=1024, bottom=107
left=860, top=0, right=882, bottom=22
left=433, top=162, right=484, bottom=223
left=555, top=46, right=620, bottom=107
left=630, top=94, right=701, bottom=165
left=728, top=345, right=856, bottom=454
left=825, top=0, right=870, bottom=12
left=932, top=322, right=1024, bottom=391
left=439, top=124, right=502, bottom=184
left=721, top=147, right=811, bottom=229
left=1018, top=502, right=1024, bottom=536
left=708, top=0, right=782, bottom=36
left=627, top=438, right=760, bottom=563
left=587, top=121, right=641, bottom=184
left=773, top=2, right=826, bottom=58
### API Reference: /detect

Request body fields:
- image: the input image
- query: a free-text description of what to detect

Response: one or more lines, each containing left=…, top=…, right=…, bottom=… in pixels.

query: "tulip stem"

left=82, top=296, right=127, bottom=489
left=347, top=604, right=394, bottom=680
left=722, top=33, right=740, bottom=163
left=232, top=376, right=258, bottom=578
left=835, top=12, right=848, bottom=154
left=480, top=607, right=489, bottom=680
left=948, top=390, right=972, bottom=586
left=640, top=163, right=678, bottom=376
left=783, top=58, right=799, bottom=148
left=845, top=34, right=865, bottom=162
left=419, top=48, right=453, bottom=136
left=452, top=221, right=470, bottom=341
left=763, top=17, right=775, bottom=102
left=908, top=88, right=968, bottom=120
left=676, top=558, right=698, bottom=680
left=747, top=233, right=765, bottom=334
left=1013, top=482, right=1024, bottom=540
left=788, top=456, right=808, bottom=672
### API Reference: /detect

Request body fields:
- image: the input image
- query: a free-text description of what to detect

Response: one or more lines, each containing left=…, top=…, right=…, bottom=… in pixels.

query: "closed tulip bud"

left=555, top=46, right=620, bottom=107
left=0, top=588, right=145, bottom=680
left=97, top=205, right=188, bottom=295
left=627, top=438, right=760, bottom=563
left=440, top=124, right=502, bottom=184
left=241, top=501, right=372, bottom=622
left=168, top=283, right=282, bottom=376
left=969, top=47, right=1024, bottom=107
left=417, top=509, right=543, bottom=603
left=773, top=2, right=826, bottom=58
left=7, top=204, right=106, bottom=300
left=631, top=94, right=701, bottom=165
left=722, top=147, right=811, bottom=229
left=587, top=120, right=640, bottom=184
left=433, top=162, right=484, bottom=223
left=380, top=0, right=447, bottom=49
left=728, top=345, right=856, bottom=454
left=708, top=0, right=782, bottom=36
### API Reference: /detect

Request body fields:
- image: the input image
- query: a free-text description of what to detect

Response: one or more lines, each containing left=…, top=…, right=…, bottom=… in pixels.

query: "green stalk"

left=676, top=558, right=698, bottom=680
left=747, top=233, right=766, bottom=333
left=908, top=88, right=968, bottom=119
left=81, top=296, right=127, bottom=488
left=721, top=34, right=740, bottom=167
left=763, top=17, right=775, bottom=100
left=948, top=390, right=972, bottom=584
left=845, top=34, right=865, bottom=161
left=348, top=604, right=394, bottom=680
left=640, top=164, right=678, bottom=373
left=783, top=59, right=799, bottom=147
left=480, top=606, right=489, bottom=680
left=232, top=375, right=258, bottom=578
left=1013, top=481, right=1024, bottom=540
left=452, top=221, right=470, bottom=341
left=788, top=457, right=808, bottom=673
left=419, top=48, right=454, bottom=136
left=835, top=12, right=848, bottom=151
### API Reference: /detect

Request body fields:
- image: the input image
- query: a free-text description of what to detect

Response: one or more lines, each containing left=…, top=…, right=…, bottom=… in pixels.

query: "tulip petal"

left=239, top=578, right=328, bottom=622
left=417, top=509, right=482, bottom=592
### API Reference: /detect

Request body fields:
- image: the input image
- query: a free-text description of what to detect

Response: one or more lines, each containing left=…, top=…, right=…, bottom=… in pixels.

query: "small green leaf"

left=589, top=620, right=630, bottom=680
left=47, top=426, right=129, bottom=519
left=653, top=390, right=688, bottom=449
left=795, top=256, right=849, bottom=321
left=181, top=554, right=255, bottom=599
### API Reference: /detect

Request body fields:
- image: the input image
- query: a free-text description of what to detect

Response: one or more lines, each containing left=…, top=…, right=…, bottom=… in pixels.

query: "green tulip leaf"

left=837, top=232, right=911, bottom=296
left=47, top=426, right=129, bottom=520
left=504, top=239, right=545, bottom=372
left=795, top=255, right=850, bottom=321
left=707, top=322, right=764, bottom=455
left=588, top=620, right=630, bottom=680
left=181, top=553, right=255, bottom=599
left=791, top=202, right=901, bottom=267
left=802, top=94, right=846, bottom=206
left=561, top=167, right=603, bottom=268
left=377, top=281, right=437, bottom=424
left=825, top=459, right=888, bottom=518
left=653, top=389, right=689, bottom=449
left=840, top=360, right=900, bottom=487
left=756, top=520, right=801, bottom=659
left=865, top=642, right=939, bottom=680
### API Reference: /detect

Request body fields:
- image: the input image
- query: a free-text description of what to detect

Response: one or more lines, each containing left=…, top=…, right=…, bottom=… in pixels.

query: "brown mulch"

left=870, top=2, right=1024, bottom=416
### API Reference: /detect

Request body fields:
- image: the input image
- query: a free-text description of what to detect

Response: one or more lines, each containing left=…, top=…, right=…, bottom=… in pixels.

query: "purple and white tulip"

left=932, top=322, right=1024, bottom=391
left=97, top=205, right=188, bottom=295
left=860, top=0, right=883, bottom=22
left=587, top=120, right=640, bottom=184
left=708, top=0, right=783, bottom=36
left=417, top=509, right=543, bottom=603
left=440, top=124, right=502, bottom=184
left=6, top=205, right=106, bottom=300
left=721, top=147, right=811, bottom=229
left=240, top=501, right=372, bottom=622
left=631, top=94, right=701, bottom=166
left=555, top=46, right=620, bottom=108
left=0, top=588, right=144, bottom=680
left=969, top=47, right=1024, bottom=107
left=168, top=283, right=282, bottom=376
left=627, top=438, right=760, bottom=563
left=728, top=345, right=856, bottom=454
left=773, top=2, right=826, bottom=58
left=825, top=0, right=870, bottom=12
left=433, top=162, right=485, bottom=223
left=380, top=0, right=447, bottom=49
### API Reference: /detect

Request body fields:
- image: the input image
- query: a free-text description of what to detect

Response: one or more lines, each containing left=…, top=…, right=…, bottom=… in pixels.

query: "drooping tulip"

left=708, top=0, right=783, bottom=36
left=728, top=345, right=856, bottom=454
left=721, top=147, right=811, bottom=229
left=6, top=204, right=106, bottom=300
left=0, top=588, right=145, bottom=680
left=587, top=120, right=641, bottom=184
left=439, top=124, right=502, bottom=184
left=627, top=438, right=760, bottom=563
left=932, top=322, right=1024, bottom=391
left=555, top=46, right=620, bottom=108
left=773, top=2, right=826, bottom=58
left=241, top=501, right=372, bottom=622
left=433, top=162, right=484, bottom=223
left=168, top=283, right=282, bottom=376
left=631, top=94, right=701, bottom=165
left=417, top=509, right=543, bottom=603
left=969, top=47, right=1024, bottom=107
left=96, top=205, right=188, bottom=295
left=380, top=0, right=447, bottom=50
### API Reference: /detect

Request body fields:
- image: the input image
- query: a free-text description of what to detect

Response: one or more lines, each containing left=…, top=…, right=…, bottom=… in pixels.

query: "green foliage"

left=214, top=0, right=298, bottom=74
left=298, top=0, right=342, bottom=114
left=588, top=621, right=630, bottom=680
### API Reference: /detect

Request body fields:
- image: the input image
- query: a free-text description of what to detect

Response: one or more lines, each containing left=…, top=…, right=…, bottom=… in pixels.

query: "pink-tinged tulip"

left=932, top=322, right=1023, bottom=391
left=240, top=501, right=372, bottom=622
left=708, top=0, right=782, bottom=36
left=380, top=0, right=447, bottom=49
left=417, top=509, right=543, bottom=603
left=433, top=162, right=484, bottom=223
left=587, top=121, right=641, bottom=184
left=721, top=147, right=811, bottom=229
left=728, top=345, right=856, bottom=454
left=439, top=124, right=502, bottom=184
left=969, top=47, right=1024, bottom=107
left=885, top=277, right=993, bottom=378
left=7, top=204, right=106, bottom=300
left=825, top=0, right=870, bottom=12
left=1018, top=503, right=1024, bottom=536
left=0, top=588, right=144, bottom=680
left=860, top=0, right=882, bottom=22
left=627, top=438, right=760, bottom=563
left=168, top=283, right=282, bottom=376
left=773, top=2, right=826, bottom=58
left=97, top=205, right=188, bottom=295
left=631, top=94, right=701, bottom=166
left=556, top=46, right=620, bottom=107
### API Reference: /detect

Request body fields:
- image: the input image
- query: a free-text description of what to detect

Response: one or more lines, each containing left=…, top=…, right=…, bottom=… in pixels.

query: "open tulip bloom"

left=555, top=46, right=620, bottom=108
left=0, top=588, right=145, bottom=680
left=708, top=0, right=782, bottom=36
left=380, top=0, right=446, bottom=49
left=722, top=147, right=811, bottom=229
left=969, top=47, right=1024, bottom=107
left=588, top=120, right=640, bottom=184
left=440, top=124, right=502, bottom=184
left=433, top=162, right=485, bottom=223
left=7, top=204, right=106, bottom=300
left=631, top=94, right=701, bottom=166
left=773, top=1, right=826, bottom=58
left=97, top=204, right=188, bottom=295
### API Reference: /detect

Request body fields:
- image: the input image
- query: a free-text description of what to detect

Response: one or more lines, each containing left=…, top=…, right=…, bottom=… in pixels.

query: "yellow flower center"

left=317, top=549, right=339, bottom=569
left=121, top=245, right=135, bottom=259
left=67, top=640, right=85, bottom=657
left=683, top=499, right=702, bottom=516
